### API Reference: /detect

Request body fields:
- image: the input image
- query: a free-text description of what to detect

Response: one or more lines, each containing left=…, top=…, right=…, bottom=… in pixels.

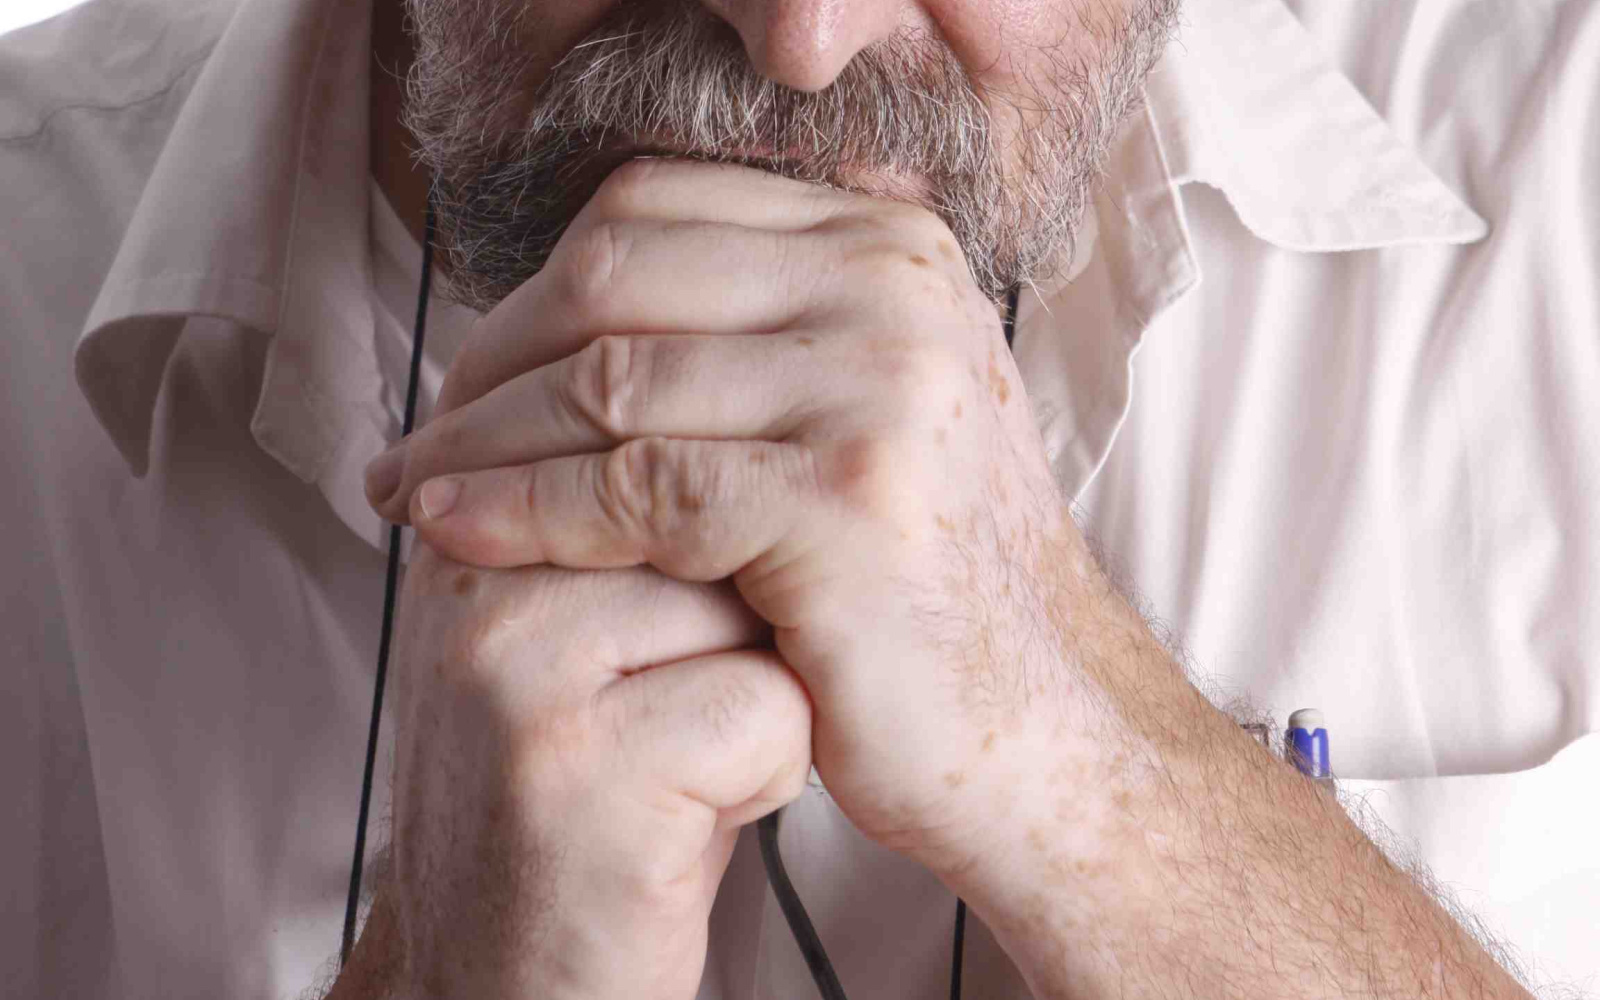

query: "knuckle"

left=512, top=709, right=596, bottom=799
left=701, top=671, right=760, bottom=747
left=813, top=435, right=917, bottom=520
left=404, top=564, right=624, bottom=797
left=776, top=763, right=811, bottom=804
left=850, top=239, right=963, bottom=308
left=858, top=249, right=924, bottom=292
left=861, top=201, right=953, bottom=246
left=597, top=436, right=664, bottom=535
left=587, top=157, right=662, bottom=218
left=868, top=342, right=965, bottom=419
left=564, top=334, right=646, bottom=439
left=595, top=438, right=729, bottom=574
left=553, top=220, right=633, bottom=312
left=520, top=461, right=543, bottom=522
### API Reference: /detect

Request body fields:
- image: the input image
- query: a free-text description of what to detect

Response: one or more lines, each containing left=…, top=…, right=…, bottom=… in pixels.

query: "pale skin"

left=336, top=1, right=1540, bottom=997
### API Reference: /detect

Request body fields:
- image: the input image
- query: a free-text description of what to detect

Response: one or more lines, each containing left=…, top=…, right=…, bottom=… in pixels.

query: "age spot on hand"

left=677, top=488, right=706, bottom=512
left=987, top=353, right=1011, bottom=406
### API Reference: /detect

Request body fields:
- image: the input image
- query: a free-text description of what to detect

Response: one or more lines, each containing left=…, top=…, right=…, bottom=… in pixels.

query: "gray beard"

left=403, top=0, right=1180, bottom=312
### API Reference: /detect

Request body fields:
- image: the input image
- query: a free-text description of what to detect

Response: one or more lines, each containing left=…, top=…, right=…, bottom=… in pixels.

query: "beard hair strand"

left=403, top=0, right=1179, bottom=312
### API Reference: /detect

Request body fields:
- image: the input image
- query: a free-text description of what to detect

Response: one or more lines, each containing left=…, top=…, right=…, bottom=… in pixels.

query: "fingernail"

left=364, top=447, right=406, bottom=506
left=419, top=477, right=462, bottom=520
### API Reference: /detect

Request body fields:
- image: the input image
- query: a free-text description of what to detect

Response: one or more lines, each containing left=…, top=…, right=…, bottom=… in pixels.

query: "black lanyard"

left=340, top=196, right=436, bottom=966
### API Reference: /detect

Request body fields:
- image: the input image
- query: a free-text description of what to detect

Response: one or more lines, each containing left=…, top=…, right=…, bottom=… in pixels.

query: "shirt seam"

left=0, top=43, right=218, bottom=145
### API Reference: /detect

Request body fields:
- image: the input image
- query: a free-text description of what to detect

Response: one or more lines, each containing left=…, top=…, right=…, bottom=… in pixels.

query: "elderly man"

left=2, top=0, right=1595, bottom=998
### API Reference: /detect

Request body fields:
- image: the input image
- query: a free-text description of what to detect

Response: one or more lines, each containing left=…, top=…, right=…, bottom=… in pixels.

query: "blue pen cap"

left=1286, top=708, right=1330, bottom=778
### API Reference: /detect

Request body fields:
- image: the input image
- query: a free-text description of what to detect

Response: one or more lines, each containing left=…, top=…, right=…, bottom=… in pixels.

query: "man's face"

left=404, top=0, right=1180, bottom=311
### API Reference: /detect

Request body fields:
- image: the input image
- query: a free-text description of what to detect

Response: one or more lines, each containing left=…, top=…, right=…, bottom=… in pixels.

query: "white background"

left=1, top=0, right=86, bottom=37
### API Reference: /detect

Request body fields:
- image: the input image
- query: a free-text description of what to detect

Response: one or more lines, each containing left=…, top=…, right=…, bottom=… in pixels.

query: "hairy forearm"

left=323, top=879, right=404, bottom=1000
left=958, top=535, right=1535, bottom=1000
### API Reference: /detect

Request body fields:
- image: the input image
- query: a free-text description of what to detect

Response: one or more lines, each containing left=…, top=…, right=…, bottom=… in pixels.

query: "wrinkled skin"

left=346, top=0, right=1178, bottom=995
left=370, top=158, right=1098, bottom=882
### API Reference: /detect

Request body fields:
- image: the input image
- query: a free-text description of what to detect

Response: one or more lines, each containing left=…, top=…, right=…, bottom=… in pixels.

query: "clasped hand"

left=366, top=157, right=1083, bottom=885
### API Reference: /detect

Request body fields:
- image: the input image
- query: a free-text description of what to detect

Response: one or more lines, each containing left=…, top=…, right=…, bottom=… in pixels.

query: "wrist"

left=930, top=548, right=1245, bottom=993
left=943, top=532, right=1537, bottom=1000
left=945, top=706, right=1284, bottom=999
left=327, top=885, right=405, bottom=1000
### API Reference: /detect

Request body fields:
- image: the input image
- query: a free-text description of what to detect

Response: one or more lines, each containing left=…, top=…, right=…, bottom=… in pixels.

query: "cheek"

left=509, top=0, right=623, bottom=74
left=480, top=0, right=624, bottom=108
left=922, top=0, right=1141, bottom=93
left=918, top=0, right=1149, bottom=165
left=919, top=0, right=1068, bottom=76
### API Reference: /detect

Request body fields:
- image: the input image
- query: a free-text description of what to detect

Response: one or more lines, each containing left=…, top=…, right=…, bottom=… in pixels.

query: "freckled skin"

left=368, top=6, right=1532, bottom=998
left=814, top=437, right=876, bottom=510
left=1042, top=854, right=1069, bottom=887
left=677, top=489, right=706, bottom=512
left=844, top=240, right=907, bottom=266
left=987, top=352, right=1011, bottom=406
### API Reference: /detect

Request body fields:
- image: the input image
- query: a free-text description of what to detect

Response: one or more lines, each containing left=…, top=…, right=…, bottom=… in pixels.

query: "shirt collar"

left=1147, top=0, right=1488, bottom=252
left=74, top=0, right=394, bottom=545
left=1014, top=0, right=1488, bottom=496
left=73, top=0, right=1488, bottom=530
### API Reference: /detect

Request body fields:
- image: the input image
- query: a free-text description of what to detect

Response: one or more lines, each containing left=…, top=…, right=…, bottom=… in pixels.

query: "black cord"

left=1003, top=282, right=1020, bottom=350
left=340, top=196, right=437, bottom=968
left=757, top=811, right=850, bottom=1000
left=951, top=896, right=969, bottom=1000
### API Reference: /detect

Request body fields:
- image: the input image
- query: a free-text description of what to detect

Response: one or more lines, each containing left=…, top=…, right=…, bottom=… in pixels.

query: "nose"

left=701, top=0, right=906, bottom=92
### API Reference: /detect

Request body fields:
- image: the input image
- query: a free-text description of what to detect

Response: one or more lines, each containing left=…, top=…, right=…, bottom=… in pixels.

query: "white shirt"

left=2, top=0, right=1596, bottom=997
